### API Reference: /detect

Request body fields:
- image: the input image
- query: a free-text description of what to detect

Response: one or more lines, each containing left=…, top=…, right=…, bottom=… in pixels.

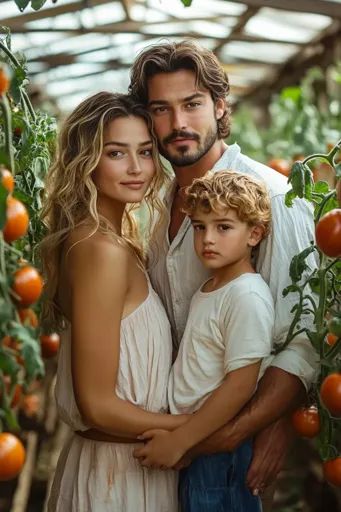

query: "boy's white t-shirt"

left=168, top=273, right=275, bottom=415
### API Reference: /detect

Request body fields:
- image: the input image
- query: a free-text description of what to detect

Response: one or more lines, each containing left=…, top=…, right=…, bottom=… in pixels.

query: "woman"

left=40, top=92, right=186, bottom=511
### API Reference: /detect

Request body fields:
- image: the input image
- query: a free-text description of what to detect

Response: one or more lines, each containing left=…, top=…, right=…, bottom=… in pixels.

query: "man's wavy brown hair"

left=183, top=170, right=271, bottom=237
left=129, top=39, right=231, bottom=139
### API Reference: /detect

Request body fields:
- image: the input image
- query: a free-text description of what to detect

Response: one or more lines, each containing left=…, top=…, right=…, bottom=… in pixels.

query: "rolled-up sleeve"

left=257, top=194, right=319, bottom=390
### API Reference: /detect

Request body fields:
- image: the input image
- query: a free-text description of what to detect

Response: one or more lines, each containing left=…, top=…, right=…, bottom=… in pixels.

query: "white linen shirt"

left=168, top=273, right=275, bottom=414
left=148, top=144, right=319, bottom=390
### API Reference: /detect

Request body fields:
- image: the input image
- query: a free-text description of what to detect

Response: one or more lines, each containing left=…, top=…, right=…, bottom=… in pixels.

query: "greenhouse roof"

left=1, top=0, right=340, bottom=111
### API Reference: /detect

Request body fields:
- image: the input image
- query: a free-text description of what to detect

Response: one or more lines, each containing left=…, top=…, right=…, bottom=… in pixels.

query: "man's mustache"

left=163, top=130, right=200, bottom=145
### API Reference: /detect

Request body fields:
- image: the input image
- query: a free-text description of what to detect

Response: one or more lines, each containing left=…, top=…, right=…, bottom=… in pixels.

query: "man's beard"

left=158, top=125, right=218, bottom=167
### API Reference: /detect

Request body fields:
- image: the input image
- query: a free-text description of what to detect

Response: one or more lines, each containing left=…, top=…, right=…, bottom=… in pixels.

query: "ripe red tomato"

left=267, top=158, right=291, bottom=177
left=291, top=406, right=320, bottom=438
left=323, top=457, right=341, bottom=487
left=315, top=209, right=341, bottom=258
left=0, top=433, right=25, bottom=481
left=12, top=265, right=43, bottom=306
left=40, top=333, right=60, bottom=358
left=320, top=373, right=341, bottom=417
left=3, top=197, right=29, bottom=243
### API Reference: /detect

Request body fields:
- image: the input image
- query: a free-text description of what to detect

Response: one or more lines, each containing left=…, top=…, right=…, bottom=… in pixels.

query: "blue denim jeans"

left=179, top=440, right=262, bottom=512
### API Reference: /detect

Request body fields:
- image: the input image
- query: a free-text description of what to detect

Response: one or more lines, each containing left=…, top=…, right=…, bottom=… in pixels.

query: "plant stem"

left=0, top=96, right=15, bottom=173
left=0, top=40, right=36, bottom=122
left=315, top=191, right=336, bottom=222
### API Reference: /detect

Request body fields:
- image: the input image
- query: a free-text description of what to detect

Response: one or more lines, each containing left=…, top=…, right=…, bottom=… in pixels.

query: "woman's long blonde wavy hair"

left=39, top=91, right=168, bottom=330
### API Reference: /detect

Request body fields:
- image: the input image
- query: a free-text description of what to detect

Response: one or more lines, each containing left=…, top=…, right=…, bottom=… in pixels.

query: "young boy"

left=134, top=171, right=274, bottom=511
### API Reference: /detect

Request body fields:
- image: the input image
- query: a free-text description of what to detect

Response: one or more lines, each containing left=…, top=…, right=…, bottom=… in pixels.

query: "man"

left=129, top=40, right=317, bottom=507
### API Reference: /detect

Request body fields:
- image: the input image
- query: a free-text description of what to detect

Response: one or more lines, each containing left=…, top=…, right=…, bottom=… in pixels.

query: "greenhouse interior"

left=0, top=0, right=340, bottom=511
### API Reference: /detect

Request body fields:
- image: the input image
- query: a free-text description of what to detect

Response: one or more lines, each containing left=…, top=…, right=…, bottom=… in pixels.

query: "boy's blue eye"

left=192, top=224, right=204, bottom=231
left=218, top=224, right=230, bottom=231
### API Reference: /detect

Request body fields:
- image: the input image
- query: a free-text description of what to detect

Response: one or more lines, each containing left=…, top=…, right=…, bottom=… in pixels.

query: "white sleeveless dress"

left=47, top=279, right=178, bottom=512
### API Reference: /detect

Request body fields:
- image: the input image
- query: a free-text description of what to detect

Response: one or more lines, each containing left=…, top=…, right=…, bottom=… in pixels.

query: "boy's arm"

left=170, top=362, right=261, bottom=453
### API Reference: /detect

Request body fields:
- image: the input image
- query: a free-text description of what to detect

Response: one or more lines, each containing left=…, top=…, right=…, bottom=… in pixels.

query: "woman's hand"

left=133, top=429, right=185, bottom=469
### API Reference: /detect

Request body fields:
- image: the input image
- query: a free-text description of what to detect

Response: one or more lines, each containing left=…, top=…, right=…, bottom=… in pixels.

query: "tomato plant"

left=291, top=406, right=320, bottom=438
left=0, top=30, right=55, bottom=461
left=0, top=432, right=25, bottom=480
left=273, top=138, right=341, bottom=485
left=315, top=209, right=341, bottom=258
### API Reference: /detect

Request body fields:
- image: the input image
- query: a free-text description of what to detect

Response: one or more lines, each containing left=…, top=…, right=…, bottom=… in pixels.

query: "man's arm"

left=188, top=366, right=306, bottom=457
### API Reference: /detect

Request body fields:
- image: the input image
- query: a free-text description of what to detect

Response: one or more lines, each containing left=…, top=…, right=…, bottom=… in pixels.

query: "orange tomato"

left=326, top=333, right=338, bottom=346
left=291, top=406, right=320, bottom=438
left=267, top=158, right=291, bottom=177
left=320, top=373, right=341, bottom=417
left=1, top=169, right=14, bottom=193
left=0, top=68, right=9, bottom=95
left=3, top=196, right=29, bottom=243
left=0, top=433, right=25, bottom=481
left=18, top=308, right=38, bottom=328
left=323, top=457, right=341, bottom=487
left=12, top=265, right=43, bottom=307
left=40, top=333, right=60, bottom=358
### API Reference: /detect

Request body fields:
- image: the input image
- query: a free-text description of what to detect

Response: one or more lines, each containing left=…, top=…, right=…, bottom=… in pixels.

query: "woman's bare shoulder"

left=63, top=227, right=131, bottom=281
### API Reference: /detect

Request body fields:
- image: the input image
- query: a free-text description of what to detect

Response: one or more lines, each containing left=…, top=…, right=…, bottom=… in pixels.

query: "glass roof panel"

left=26, top=13, right=80, bottom=30
left=130, top=5, right=170, bottom=22
left=219, top=41, right=299, bottom=64
left=256, top=7, right=333, bottom=31
left=142, top=20, right=232, bottom=37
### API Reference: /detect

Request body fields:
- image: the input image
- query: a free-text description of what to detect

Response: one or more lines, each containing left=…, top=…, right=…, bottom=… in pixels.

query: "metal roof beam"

left=227, top=0, right=341, bottom=18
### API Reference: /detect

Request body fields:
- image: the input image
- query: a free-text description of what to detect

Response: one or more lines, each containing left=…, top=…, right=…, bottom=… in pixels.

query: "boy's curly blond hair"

left=183, top=170, right=271, bottom=237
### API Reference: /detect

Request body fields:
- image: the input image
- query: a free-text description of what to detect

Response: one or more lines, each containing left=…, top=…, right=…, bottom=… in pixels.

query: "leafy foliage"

left=0, top=30, right=56, bottom=431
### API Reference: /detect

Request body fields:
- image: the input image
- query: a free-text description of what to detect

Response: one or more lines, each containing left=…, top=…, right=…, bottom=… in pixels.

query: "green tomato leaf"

left=9, top=323, right=44, bottom=382
left=14, top=0, right=30, bottom=11
left=181, top=0, right=193, bottom=5
left=285, top=189, right=296, bottom=207
left=288, top=161, right=305, bottom=198
left=31, top=0, right=48, bottom=9
left=282, top=284, right=300, bottom=297
left=289, top=245, right=316, bottom=283
left=313, top=181, right=330, bottom=194
left=0, top=348, right=20, bottom=376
